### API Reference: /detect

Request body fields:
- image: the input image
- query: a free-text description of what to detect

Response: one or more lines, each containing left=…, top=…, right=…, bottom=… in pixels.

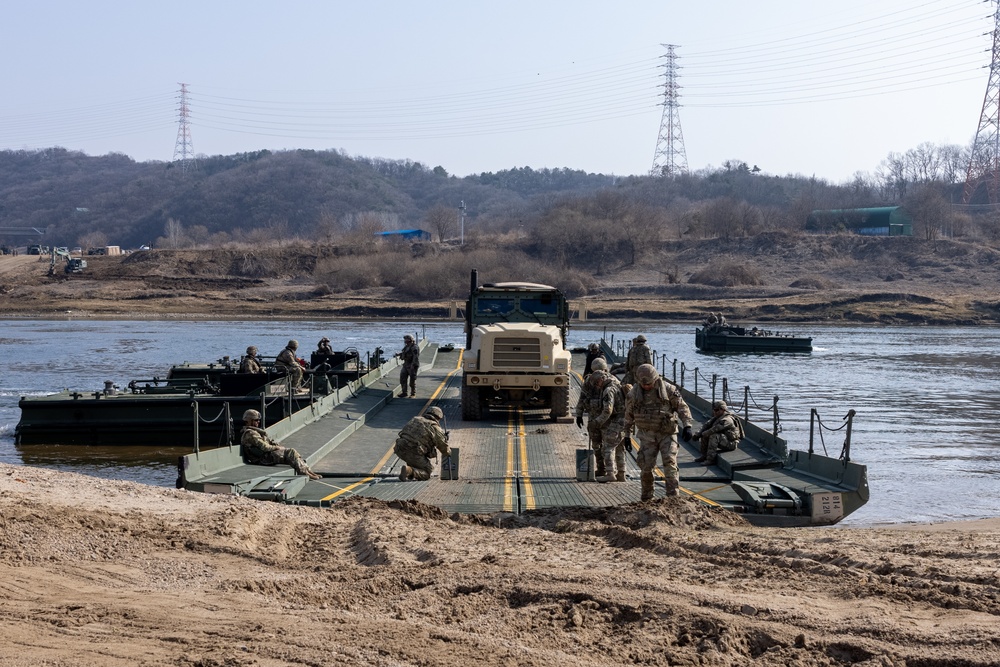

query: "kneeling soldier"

left=395, top=407, right=450, bottom=481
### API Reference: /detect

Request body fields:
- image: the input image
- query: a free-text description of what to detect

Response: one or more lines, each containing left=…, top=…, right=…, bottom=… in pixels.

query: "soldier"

left=575, top=370, right=608, bottom=478
left=623, top=334, right=653, bottom=385
left=693, top=400, right=745, bottom=465
left=583, top=342, right=605, bottom=378
left=239, top=345, right=262, bottom=374
left=585, top=370, right=630, bottom=483
left=316, top=337, right=333, bottom=355
left=624, top=363, right=693, bottom=501
left=275, top=339, right=304, bottom=387
left=395, top=406, right=450, bottom=481
left=398, top=334, right=420, bottom=398
left=240, top=409, right=321, bottom=480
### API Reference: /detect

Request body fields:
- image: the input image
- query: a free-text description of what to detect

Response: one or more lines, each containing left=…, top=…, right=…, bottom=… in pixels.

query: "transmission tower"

left=650, top=44, right=688, bottom=177
left=963, top=1, right=1000, bottom=205
left=172, top=83, right=195, bottom=172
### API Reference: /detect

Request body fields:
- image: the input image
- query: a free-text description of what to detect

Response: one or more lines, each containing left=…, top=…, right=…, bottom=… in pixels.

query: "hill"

left=2, top=233, right=998, bottom=324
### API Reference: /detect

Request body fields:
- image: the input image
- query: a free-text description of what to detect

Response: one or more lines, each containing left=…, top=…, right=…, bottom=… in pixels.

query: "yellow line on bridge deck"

left=518, top=409, right=535, bottom=510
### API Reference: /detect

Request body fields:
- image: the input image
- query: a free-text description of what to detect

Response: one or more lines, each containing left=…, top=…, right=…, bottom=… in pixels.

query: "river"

left=2, top=318, right=998, bottom=527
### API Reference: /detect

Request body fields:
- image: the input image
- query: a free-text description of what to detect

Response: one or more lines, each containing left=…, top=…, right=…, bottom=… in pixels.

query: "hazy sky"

left=0, top=1, right=992, bottom=182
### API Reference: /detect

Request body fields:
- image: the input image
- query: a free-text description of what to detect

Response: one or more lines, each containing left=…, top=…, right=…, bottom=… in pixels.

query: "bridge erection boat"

left=696, top=324, right=813, bottom=353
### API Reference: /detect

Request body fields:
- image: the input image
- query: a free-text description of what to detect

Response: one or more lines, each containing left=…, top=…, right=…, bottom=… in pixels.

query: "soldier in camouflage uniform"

left=623, top=334, right=653, bottom=385
left=693, top=400, right=745, bottom=465
left=624, top=363, right=693, bottom=500
left=239, top=345, right=262, bottom=374
left=395, top=407, right=450, bottom=481
left=240, top=409, right=321, bottom=479
left=398, top=334, right=420, bottom=398
left=275, top=339, right=304, bottom=387
left=585, top=370, right=629, bottom=483
left=316, top=337, right=333, bottom=355
left=575, top=369, right=608, bottom=477
left=583, top=342, right=606, bottom=379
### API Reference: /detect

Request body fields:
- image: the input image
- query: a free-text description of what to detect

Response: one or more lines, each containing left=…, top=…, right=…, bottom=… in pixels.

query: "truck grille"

left=492, top=337, right=541, bottom=367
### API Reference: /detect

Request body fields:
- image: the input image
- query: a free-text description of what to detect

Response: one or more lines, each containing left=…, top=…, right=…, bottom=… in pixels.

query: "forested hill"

left=0, top=148, right=616, bottom=248
left=0, top=143, right=985, bottom=251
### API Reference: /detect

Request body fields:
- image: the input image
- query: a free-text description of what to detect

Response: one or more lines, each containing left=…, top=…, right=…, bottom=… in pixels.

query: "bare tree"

left=163, top=218, right=186, bottom=249
left=424, top=204, right=456, bottom=242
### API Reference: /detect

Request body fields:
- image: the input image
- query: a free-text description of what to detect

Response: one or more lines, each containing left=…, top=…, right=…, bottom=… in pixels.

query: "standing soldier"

left=240, top=409, right=321, bottom=480
left=398, top=334, right=420, bottom=398
left=586, top=370, right=630, bottom=483
left=624, top=363, right=693, bottom=501
left=275, top=339, right=304, bottom=387
left=395, top=406, right=450, bottom=481
left=575, top=370, right=609, bottom=478
left=583, top=342, right=605, bottom=378
left=693, top=400, right=744, bottom=465
left=623, top=334, right=653, bottom=385
left=239, top=345, right=262, bottom=374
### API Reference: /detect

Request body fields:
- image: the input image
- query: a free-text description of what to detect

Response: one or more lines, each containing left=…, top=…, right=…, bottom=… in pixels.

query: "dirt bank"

left=1, top=463, right=998, bottom=666
left=2, top=237, right=999, bottom=324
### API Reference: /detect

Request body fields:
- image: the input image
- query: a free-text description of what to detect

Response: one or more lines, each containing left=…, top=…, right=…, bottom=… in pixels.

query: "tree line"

left=0, top=140, right=996, bottom=255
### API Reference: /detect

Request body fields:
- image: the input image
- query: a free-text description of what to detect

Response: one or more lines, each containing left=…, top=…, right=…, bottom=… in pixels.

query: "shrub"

left=789, top=275, right=837, bottom=290
left=688, top=261, right=763, bottom=287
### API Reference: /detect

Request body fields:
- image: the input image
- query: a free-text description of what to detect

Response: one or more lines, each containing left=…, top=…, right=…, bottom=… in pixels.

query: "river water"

left=2, top=319, right=998, bottom=527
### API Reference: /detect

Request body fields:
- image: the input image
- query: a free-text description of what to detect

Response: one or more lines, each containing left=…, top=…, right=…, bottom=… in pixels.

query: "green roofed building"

left=806, top=207, right=913, bottom=236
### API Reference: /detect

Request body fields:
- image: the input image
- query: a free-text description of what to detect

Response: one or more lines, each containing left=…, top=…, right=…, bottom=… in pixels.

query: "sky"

left=0, top=0, right=994, bottom=183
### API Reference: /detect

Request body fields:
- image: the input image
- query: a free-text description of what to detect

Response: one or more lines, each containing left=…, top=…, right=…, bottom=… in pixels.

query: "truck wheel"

left=461, top=384, right=484, bottom=421
left=549, top=385, right=570, bottom=420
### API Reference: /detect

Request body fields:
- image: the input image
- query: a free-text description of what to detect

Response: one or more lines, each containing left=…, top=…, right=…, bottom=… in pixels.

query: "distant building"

left=807, top=207, right=913, bottom=236
left=375, top=229, right=432, bottom=242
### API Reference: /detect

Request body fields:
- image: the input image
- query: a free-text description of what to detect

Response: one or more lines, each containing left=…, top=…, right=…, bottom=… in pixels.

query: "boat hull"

left=696, top=326, right=812, bottom=353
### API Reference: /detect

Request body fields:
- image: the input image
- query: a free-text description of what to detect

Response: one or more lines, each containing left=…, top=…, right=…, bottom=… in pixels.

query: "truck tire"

left=549, top=384, right=570, bottom=420
left=461, top=383, right=485, bottom=421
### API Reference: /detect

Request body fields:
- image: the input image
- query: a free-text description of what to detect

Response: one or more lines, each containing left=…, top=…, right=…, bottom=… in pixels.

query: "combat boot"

left=399, top=465, right=411, bottom=481
left=410, top=389, right=416, bottom=397
left=615, top=471, right=626, bottom=482
left=398, top=392, right=408, bottom=398
left=595, top=474, right=614, bottom=483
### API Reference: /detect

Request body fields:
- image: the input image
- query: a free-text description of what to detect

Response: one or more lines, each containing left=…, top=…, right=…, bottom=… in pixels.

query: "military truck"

left=461, top=270, right=572, bottom=421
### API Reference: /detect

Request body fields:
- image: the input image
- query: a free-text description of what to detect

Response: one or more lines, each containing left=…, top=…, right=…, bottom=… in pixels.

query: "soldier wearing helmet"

left=575, top=369, right=629, bottom=482
left=623, top=334, right=653, bottom=385
left=624, top=363, right=693, bottom=500
left=240, top=409, right=321, bottom=480
left=583, top=342, right=606, bottom=379
left=316, top=337, right=333, bottom=355
left=693, top=400, right=744, bottom=465
left=274, top=339, right=304, bottom=388
left=397, top=334, right=420, bottom=398
left=239, top=345, right=262, bottom=374
left=395, top=406, right=450, bottom=481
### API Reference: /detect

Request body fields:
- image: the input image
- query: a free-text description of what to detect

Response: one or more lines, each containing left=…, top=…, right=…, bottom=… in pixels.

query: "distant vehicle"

left=138, top=245, right=151, bottom=251
left=72, top=247, right=82, bottom=254
left=27, top=245, right=49, bottom=255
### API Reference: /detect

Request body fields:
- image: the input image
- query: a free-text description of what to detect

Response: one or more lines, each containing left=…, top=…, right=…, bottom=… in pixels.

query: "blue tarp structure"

left=376, top=229, right=432, bottom=241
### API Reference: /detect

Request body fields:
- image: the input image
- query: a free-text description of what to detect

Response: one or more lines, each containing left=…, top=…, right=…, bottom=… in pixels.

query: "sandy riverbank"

left=1, top=463, right=998, bottom=666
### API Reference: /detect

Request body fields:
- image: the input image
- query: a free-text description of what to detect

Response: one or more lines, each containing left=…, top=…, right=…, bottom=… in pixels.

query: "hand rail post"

left=192, top=401, right=200, bottom=454
left=843, top=409, right=856, bottom=462
left=772, top=395, right=779, bottom=440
